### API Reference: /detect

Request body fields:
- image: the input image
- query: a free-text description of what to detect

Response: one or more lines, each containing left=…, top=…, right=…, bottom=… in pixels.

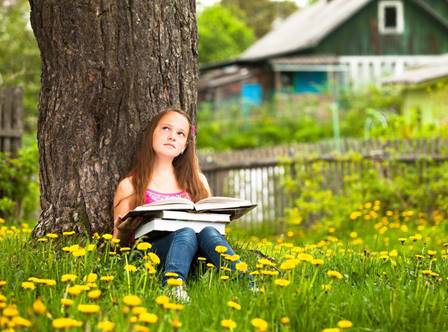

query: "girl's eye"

left=162, top=126, right=170, bottom=131
left=177, top=132, right=185, bottom=137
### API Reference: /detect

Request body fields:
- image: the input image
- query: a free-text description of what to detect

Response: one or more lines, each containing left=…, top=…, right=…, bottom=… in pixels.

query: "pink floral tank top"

left=144, top=188, right=192, bottom=204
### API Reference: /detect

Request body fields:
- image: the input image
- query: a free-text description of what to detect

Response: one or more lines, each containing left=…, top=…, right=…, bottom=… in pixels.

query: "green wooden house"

left=383, top=54, right=448, bottom=125
left=200, top=0, right=448, bottom=106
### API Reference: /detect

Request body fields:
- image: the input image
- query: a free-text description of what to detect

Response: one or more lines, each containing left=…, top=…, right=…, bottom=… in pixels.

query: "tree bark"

left=29, top=0, right=198, bottom=236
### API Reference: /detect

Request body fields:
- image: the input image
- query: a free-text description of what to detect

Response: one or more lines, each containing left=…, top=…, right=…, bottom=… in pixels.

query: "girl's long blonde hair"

left=128, top=107, right=209, bottom=205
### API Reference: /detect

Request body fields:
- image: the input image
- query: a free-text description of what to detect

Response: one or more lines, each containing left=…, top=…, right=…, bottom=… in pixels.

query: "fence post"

left=0, top=86, right=23, bottom=155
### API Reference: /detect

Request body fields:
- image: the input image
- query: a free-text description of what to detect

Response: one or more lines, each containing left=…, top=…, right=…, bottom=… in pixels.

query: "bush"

left=0, top=139, right=39, bottom=221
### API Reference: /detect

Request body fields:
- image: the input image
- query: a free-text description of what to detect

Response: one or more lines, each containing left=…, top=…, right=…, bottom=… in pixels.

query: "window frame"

left=378, top=0, right=404, bottom=35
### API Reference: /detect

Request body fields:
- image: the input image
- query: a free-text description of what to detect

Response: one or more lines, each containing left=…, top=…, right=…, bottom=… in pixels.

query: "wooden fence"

left=199, top=138, right=448, bottom=224
left=0, top=87, right=23, bottom=155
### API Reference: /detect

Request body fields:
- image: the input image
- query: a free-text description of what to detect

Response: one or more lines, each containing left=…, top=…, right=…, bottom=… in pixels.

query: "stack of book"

left=122, top=196, right=257, bottom=239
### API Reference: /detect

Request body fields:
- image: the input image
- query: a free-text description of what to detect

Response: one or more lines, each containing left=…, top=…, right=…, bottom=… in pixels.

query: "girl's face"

left=152, top=111, right=190, bottom=160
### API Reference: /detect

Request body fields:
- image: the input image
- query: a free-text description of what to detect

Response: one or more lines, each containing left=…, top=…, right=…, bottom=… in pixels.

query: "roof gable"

left=240, top=0, right=372, bottom=61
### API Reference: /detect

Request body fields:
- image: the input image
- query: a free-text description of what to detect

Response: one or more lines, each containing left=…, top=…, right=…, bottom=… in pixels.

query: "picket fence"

left=199, top=138, right=448, bottom=224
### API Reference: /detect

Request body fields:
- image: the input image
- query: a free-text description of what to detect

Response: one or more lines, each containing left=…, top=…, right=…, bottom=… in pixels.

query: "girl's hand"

left=114, top=215, right=145, bottom=234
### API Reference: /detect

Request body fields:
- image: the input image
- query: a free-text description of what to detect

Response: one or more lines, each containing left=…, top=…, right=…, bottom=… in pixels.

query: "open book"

left=124, top=196, right=257, bottom=221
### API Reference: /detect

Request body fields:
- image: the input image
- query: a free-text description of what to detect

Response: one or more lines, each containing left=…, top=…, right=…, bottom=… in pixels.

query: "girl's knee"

left=199, top=226, right=221, bottom=238
left=175, top=227, right=196, bottom=238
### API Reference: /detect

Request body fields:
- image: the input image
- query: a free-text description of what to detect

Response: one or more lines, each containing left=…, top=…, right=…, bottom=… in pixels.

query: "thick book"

left=124, top=196, right=256, bottom=221
left=134, top=218, right=227, bottom=239
left=146, top=210, right=231, bottom=222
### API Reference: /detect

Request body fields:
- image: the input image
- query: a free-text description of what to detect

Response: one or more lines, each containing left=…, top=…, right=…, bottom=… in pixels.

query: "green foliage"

left=0, top=0, right=41, bottom=121
left=283, top=157, right=448, bottom=238
left=0, top=138, right=39, bottom=221
left=198, top=4, right=256, bottom=64
left=221, top=0, right=298, bottom=38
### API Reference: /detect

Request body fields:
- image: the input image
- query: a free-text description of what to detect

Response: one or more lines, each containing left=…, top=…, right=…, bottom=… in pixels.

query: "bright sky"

left=197, top=0, right=310, bottom=12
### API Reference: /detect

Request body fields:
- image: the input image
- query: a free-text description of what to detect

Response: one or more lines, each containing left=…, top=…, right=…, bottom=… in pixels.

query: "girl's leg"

left=151, top=227, right=198, bottom=283
left=196, top=226, right=237, bottom=269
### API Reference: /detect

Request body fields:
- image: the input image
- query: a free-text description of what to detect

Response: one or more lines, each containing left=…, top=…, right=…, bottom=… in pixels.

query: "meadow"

left=0, top=199, right=447, bottom=332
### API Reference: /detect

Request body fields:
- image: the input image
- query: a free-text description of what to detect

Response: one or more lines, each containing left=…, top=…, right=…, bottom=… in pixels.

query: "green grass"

left=0, top=205, right=447, bottom=332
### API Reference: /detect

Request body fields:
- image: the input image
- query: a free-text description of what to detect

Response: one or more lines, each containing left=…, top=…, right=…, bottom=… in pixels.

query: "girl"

left=112, top=107, right=239, bottom=302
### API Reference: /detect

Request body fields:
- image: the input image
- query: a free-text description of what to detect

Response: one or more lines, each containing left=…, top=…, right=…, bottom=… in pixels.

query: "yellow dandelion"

left=63, top=231, right=75, bottom=236
left=280, top=316, right=290, bottom=325
left=322, top=328, right=341, bottom=332
left=52, top=317, right=83, bottom=329
left=100, top=275, right=114, bottom=282
left=171, top=318, right=182, bottom=329
left=77, top=303, right=100, bottom=314
left=61, top=298, right=73, bottom=307
left=88, top=289, right=102, bottom=300
left=321, top=284, right=332, bottom=292
left=84, top=273, right=98, bottom=283
left=220, top=275, right=230, bottom=281
left=215, top=245, right=228, bottom=254
left=326, top=270, right=343, bottom=280
left=124, top=264, right=137, bottom=272
left=102, top=234, right=113, bottom=240
left=166, top=278, right=184, bottom=287
left=206, top=263, right=216, bottom=269
left=337, top=320, right=353, bottom=329
left=111, top=238, right=120, bottom=244
left=12, top=316, right=32, bottom=328
left=147, top=252, right=161, bottom=265
left=139, top=312, right=158, bottom=324
left=137, top=242, right=152, bottom=251
left=221, top=319, right=237, bottom=329
left=144, top=263, right=157, bottom=274
left=21, top=281, right=36, bottom=290
left=86, top=244, right=96, bottom=251
left=3, top=304, right=19, bottom=317
left=311, top=258, right=324, bottom=266
left=165, top=272, right=179, bottom=278
left=123, top=295, right=142, bottom=307
left=251, top=318, right=268, bottom=332
left=132, top=306, right=147, bottom=315
left=0, top=280, right=6, bottom=287
left=235, top=262, right=248, bottom=272
left=61, top=274, right=77, bottom=283
left=227, top=300, right=241, bottom=310
left=163, top=302, right=185, bottom=311
left=280, top=259, right=297, bottom=270
left=33, top=297, right=47, bottom=314
left=37, top=237, right=48, bottom=242
left=197, top=256, right=207, bottom=261
left=274, top=278, right=290, bottom=287
left=120, top=247, right=131, bottom=252
left=133, top=325, right=150, bottom=332
left=427, top=250, right=436, bottom=257
left=155, top=295, right=170, bottom=305
left=46, top=233, right=58, bottom=239
left=97, top=320, right=115, bottom=332
left=261, top=270, right=279, bottom=276
left=72, top=248, right=86, bottom=257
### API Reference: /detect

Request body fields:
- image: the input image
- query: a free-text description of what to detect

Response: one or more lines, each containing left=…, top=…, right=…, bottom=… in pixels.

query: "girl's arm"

left=199, top=173, right=212, bottom=197
left=113, top=177, right=143, bottom=246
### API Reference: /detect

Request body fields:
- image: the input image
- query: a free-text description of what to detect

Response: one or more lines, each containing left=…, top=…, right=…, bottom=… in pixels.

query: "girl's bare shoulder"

left=114, top=177, right=135, bottom=206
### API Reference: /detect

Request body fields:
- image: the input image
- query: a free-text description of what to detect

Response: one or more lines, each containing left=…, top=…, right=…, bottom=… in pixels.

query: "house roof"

left=382, top=54, right=448, bottom=84
left=238, top=0, right=448, bottom=63
left=239, top=0, right=372, bottom=62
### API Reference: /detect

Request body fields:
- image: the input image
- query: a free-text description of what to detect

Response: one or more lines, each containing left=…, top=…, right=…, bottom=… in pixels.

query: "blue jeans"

left=150, top=226, right=237, bottom=283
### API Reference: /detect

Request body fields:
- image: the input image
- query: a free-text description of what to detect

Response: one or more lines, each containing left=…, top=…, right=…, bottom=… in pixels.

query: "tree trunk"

left=29, top=0, right=198, bottom=236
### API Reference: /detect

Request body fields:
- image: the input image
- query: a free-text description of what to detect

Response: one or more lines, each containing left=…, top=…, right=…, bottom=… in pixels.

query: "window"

left=378, top=1, right=404, bottom=34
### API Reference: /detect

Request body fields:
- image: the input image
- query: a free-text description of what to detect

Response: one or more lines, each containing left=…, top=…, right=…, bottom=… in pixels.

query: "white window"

left=378, top=1, right=404, bottom=34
